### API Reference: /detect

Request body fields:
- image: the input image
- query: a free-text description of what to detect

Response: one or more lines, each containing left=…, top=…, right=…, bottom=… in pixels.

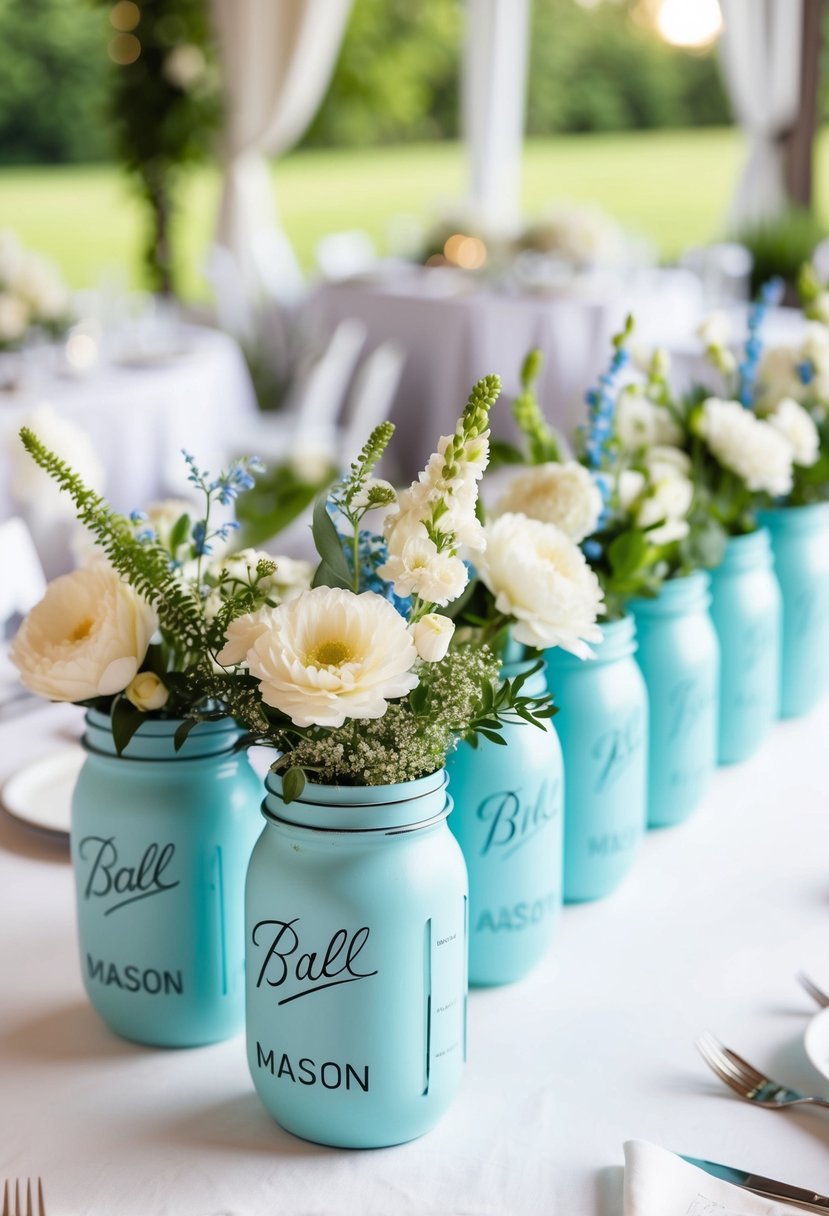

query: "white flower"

left=494, top=461, right=602, bottom=542
left=378, top=535, right=468, bottom=605
left=767, top=397, right=820, bottom=467
left=0, top=292, right=28, bottom=343
left=616, top=391, right=682, bottom=451
left=477, top=513, right=604, bottom=657
left=246, top=587, right=419, bottom=728
left=10, top=563, right=155, bottom=701
left=638, top=457, right=693, bottom=544
left=758, top=325, right=829, bottom=409
left=14, top=252, right=68, bottom=321
left=699, top=397, right=793, bottom=496
left=0, top=231, right=25, bottom=284
left=9, top=405, right=105, bottom=520
left=410, top=613, right=454, bottom=662
left=216, top=606, right=275, bottom=667
left=697, top=312, right=731, bottom=349
left=618, top=469, right=646, bottom=511
left=125, top=672, right=169, bottom=712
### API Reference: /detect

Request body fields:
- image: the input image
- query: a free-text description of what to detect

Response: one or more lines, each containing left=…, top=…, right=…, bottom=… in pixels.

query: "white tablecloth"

left=311, top=270, right=702, bottom=476
left=0, top=327, right=258, bottom=571
left=1, top=700, right=828, bottom=1216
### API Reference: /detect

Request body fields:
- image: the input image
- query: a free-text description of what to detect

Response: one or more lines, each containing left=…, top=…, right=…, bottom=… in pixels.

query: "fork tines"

left=695, top=1032, right=766, bottom=1099
left=2, top=1178, right=45, bottom=1216
left=797, top=971, right=829, bottom=1009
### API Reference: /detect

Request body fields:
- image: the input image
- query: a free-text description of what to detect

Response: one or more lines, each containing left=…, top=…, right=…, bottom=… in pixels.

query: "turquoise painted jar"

left=71, top=711, right=262, bottom=1047
left=759, top=504, right=829, bottom=719
left=245, top=769, right=468, bottom=1148
left=446, top=658, right=563, bottom=987
left=708, top=528, right=782, bottom=764
left=545, top=616, right=648, bottom=903
left=630, top=573, right=720, bottom=828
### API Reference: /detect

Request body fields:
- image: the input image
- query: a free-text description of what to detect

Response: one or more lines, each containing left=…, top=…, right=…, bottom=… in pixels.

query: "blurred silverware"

left=681, top=1154, right=829, bottom=1211
left=695, top=1032, right=829, bottom=1111
left=2, top=1178, right=46, bottom=1216
left=799, top=972, right=829, bottom=1009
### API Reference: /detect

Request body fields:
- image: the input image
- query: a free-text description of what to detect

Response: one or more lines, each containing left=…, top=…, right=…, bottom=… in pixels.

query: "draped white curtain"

left=719, top=0, right=803, bottom=228
left=210, top=0, right=353, bottom=298
left=461, top=0, right=531, bottom=233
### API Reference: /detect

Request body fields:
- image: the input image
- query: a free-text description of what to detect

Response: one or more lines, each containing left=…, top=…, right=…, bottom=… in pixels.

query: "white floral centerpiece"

left=0, top=231, right=71, bottom=351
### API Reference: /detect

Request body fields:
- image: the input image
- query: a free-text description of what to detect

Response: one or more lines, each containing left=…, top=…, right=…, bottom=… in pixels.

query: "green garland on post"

left=96, top=0, right=220, bottom=296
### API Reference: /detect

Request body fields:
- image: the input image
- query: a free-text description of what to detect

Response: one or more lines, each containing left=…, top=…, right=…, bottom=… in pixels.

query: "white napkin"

left=624, top=1140, right=811, bottom=1215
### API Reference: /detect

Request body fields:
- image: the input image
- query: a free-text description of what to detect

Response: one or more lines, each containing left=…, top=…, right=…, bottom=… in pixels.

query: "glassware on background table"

left=246, top=769, right=467, bottom=1148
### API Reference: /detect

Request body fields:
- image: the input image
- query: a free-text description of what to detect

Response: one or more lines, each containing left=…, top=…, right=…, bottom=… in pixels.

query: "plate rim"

left=804, top=1005, right=829, bottom=1082
left=0, top=745, right=83, bottom=840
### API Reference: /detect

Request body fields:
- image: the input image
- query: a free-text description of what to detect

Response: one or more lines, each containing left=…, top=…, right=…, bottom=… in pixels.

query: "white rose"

left=699, top=398, right=794, bottom=497
left=0, top=293, right=28, bottom=343
left=125, top=671, right=169, bottom=712
left=378, top=535, right=468, bottom=605
left=247, top=587, right=419, bottom=728
left=477, top=513, right=604, bottom=658
left=10, top=563, right=155, bottom=701
left=768, top=397, right=820, bottom=467
left=697, top=311, right=731, bottom=349
left=410, top=613, right=454, bottom=662
left=495, top=461, right=602, bottom=542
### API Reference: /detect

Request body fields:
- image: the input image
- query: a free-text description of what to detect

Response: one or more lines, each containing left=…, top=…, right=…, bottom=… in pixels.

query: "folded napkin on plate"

left=624, top=1139, right=810, bottom=1215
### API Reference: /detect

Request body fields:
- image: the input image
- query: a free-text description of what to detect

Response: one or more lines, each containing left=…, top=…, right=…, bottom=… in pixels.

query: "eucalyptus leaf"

left=174, top=717, right=199, bottom=752
left=311, top=496, right=353, bottom=584
left=282, top=767, right=307, bottom=804
left=111, top=696, right=146, bottom=756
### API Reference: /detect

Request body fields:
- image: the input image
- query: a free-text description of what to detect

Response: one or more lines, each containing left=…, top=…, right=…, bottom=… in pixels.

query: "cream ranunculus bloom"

left=495, top=461, right=602, bottom=543
left=10, top=563, right=156, bottom=701
left=699, top=398, right=794, bottom=497
left=477, top=513, right=604, bottom=658
left=768, top=397, right=820, bottom=467
left=410, top=613, right=454, bottom=662
left=125, top=671, right=169, bottom=711
left=246, top=586, right=419, bottom=728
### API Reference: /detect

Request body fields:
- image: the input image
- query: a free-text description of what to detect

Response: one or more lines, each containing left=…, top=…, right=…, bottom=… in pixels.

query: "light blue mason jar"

left=246, top=769, right=468, bottom=1148
left=445, top=657, right=563, bottom=987
left=545, top=616, right=648, bottom=902
left=630, top=573, right=720, bottom=828
left=708, top=528, right=782, bottom=764
left=758, top=504, right=829, bottom=719
left=71, top=710, right=262, bottom=1047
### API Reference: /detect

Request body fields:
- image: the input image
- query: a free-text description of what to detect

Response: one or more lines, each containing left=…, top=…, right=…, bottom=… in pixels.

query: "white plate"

left=1, top=747, right=84, bottom=839
left=805, top=1006, right=829, bottom=1082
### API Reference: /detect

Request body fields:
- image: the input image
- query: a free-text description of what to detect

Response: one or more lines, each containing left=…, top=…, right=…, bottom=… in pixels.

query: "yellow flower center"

left=68, top=617, right=95, bottom=643
left=308, top=639, right=353, bottom=668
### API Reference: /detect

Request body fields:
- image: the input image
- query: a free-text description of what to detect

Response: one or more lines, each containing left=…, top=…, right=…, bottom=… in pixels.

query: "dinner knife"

left=681, top=1155, right=829, bottom=1211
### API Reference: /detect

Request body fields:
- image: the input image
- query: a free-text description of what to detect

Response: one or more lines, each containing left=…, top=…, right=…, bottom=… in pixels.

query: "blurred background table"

left=1, top=698, right=827, bottom=1216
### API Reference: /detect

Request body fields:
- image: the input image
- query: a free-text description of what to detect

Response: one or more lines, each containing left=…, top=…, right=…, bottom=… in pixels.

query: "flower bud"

left=125, top=671, right=169, bottom=712
left=410, top=613, right=455, bottom=663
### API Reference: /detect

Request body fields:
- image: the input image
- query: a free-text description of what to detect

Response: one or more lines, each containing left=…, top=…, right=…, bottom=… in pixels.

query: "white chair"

left=0, top=518, right=46, bottom=630
left=339, top=340, right=407, bottom=466
left=315, top=230, right=378, bottom=282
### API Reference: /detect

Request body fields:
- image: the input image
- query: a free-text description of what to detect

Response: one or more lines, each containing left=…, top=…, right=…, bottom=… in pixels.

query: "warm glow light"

left=110, top=1, right=140, bottom=31
left=657, top=0, right=722, bottom=48
left=108, top=32, right=141, bottom=64
left=443, top=234, right=487, bottom=271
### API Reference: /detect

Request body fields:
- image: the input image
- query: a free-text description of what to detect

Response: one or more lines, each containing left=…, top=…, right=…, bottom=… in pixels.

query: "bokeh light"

left=108, top=33, right=141, bottom=64
left=443, top=234, right=487, bottom=270
left=109, top=2, right=140, bottom=32
left=657, top=0, right=722, bottom=48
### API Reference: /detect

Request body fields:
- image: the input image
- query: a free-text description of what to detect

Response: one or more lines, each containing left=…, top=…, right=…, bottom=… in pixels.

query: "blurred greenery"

left=732, top=208, right=829, bottom=299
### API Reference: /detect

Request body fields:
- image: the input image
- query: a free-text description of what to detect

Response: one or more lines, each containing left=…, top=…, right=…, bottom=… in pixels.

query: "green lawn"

left=2, top=126, right=827, bottom=299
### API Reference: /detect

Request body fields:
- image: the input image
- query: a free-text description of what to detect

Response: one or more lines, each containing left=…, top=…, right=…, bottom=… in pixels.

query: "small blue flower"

left=583, top=538, right=603, bottom=561
left=191, top=520, right=211, bottom=556
left=129, top=509, right=148, bottom=524
left=134, top=527, right=156, bottom=544
left=797, top=359, right=815, bottom=386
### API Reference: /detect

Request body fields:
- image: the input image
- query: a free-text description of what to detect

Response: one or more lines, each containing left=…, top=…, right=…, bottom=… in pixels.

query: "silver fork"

left=1, top=1179, right=45, bottom=1216
left=798, top=972, right=829, bottom=1009
left=695, top=1032, right=829, bottom=1111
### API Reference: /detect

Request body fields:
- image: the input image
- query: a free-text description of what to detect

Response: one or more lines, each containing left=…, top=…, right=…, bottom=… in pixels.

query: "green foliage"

left=512, top=348, right=563, bottom=465
left=733, top=210, right=828, bottom=300
left=235, top=458, right=337, bottom=549
left=90, top=0, right=221, bottom=293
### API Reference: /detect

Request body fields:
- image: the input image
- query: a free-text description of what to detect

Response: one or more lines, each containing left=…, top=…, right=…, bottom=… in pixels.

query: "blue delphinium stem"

left=583, top=318, right=632, bottom=523
left=738, top=278, right=784, bottom=408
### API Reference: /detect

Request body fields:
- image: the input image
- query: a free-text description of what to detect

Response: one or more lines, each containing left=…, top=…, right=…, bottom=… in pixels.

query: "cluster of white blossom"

left=698, top=397, right=817, bottom=497
left=618, top=447, right=695, bottom=546
left=0, top=231, right=70, bottom=347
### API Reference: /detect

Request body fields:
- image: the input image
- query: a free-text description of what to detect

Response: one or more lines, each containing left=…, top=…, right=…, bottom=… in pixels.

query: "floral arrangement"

left=0, top=232, right=71, bottom=351
left=10, top=438, right=306, bottom=753
left=11, top=377, right=555, bottom=797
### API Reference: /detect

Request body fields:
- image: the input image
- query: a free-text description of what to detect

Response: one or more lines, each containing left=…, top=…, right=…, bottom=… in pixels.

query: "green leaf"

left=477, top=728, right=508, bottom=745
left=607, top=530, right=649, bottom=580
left=168, top=512, right=191, bottom=553
left=174, top=717, right=200, bottom=752
left=111, top=696, right=146, bottom=756
left=409, top=681, right=430, bottom=714
left=487, top=439, right=525, bottom=468
left=282, top=767, right=307, bottom=804
left=311, top=496, right=353, bottom=587
left=143, top=643, right=167, bottom=680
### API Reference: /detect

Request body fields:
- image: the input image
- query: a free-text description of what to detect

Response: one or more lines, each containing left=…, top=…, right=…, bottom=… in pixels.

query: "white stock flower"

left=0, top=293, right=28, bottom=342
left=10, top=405, right=105, bottom=519
left=768, top=397, right=820, bottom=467
left=616, top=392, right=682, bottom=451
left=216, top=606, right=275, bottom=667
left=378, top=535, right=468, bottom=605
left=125, top=672, right=169, bottom=712
left=494, top=461, right=602, bottom=543
left=410, top=613, right=454, bottom=662
left=246, top=586, right=419, bottom=728
left=699, top=397, right=793, bottom=496
left=10, top=563, right=155, bottom=701
left=477, top=513, right=604, bottom=658
left=618, top=469, right=646, bottom=511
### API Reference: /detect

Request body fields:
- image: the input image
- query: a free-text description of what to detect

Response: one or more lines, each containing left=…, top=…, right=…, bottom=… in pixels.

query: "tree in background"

left=93, top=0, right=220, bottom=296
